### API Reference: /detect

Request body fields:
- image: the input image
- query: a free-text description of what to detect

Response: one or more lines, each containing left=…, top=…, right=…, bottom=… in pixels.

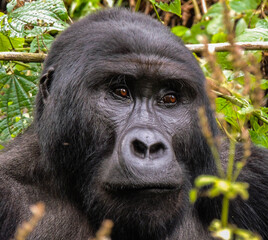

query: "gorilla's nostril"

left=132, top=139, right=148, bottom=159
left=149, top=142, right=166, bottom=159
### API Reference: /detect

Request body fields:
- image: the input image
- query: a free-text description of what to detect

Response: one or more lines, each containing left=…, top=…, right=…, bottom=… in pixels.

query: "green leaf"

left=256, top=19, right=268, bottom=29
left=216, top=52, right=233, bottom=69
left=0, top=32, right=24, bottom=51
left=0, top=0, right=69, bottom=38
left=236, top=27, right=268, bottom=42
left=235, top=18, right=247, bottom=36
left=206, top=15, right=224, bottom=35
left=30, top=33, right=54, bottom=52
left=205, top=2, right=223, bottom=17
left=171, top=26, right=189, bottom=38
left=149, top=0, right=181, bottom=17
left=0, top=68, right=39, bottom=141
left=230, top=0, right=261, bottom=12
left=249, top=130, right=268, bottom=148
left=261, top=79, right=268, bottom=90
left=216, top=98, right=241, bottom=131
left=181, top=21, right=209, bottom=44
left=211, top=32, right=227, bottom=43
left=6, top=0, right=17, bottom=13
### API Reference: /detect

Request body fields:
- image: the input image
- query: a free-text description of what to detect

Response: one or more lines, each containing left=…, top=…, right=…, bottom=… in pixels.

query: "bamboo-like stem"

left=1, top=42, right=267, bottom=62
left=192, top=0, right=202, bottom=21
left=186, top=42, right=268, bottom=53
left=0, top=52, right=46, bottom=62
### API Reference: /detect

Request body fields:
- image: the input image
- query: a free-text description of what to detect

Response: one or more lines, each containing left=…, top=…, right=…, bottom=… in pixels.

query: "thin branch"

left=186, top=42, right=268, bottom=53
left=0, top=42, right=268, bottom=62
left=0, top=52, right=46, bottom=62
left=201, top=0, right=208, bottom=14
left=192, top=0, right=202, bottom=22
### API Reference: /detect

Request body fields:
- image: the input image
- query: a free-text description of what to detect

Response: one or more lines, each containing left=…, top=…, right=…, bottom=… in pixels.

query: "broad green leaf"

left=230, top=0, right=261, bottom=12
left=180, top=21, right=209, bottom=44
left=243, top=11, right=260, bottom=27
left=30, top=34, right=54, bottom=52
left=236, top=27, right=268, bottom=42
left=216, top=98, right=241, bottom=131
left=204, top=2, right=223, bottom=17
left=256, top=19, right=268, bottom=29
left=211, top=32, right=227, bottom=43
left=0, top=0, right=69, bottom=38
left=0, top=33, right=24, bottom=51
left=171, top=26, right=189, bottom=38
left=216, top=52, right=233, bottom=70
left=249, top=130, right=268, bottom=148
left=207, top=15, right=224, bottom=35
left=0, top=68, right=39, bottom=141
left=6, top=0, right=17, bottom=13
left=235, top=19, right=247, bottom=36
left=149, top=0, right=181, bottom=17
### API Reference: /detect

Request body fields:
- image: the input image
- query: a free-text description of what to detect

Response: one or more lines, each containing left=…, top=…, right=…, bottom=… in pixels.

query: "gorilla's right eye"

left=113, top=87, right=130, bottom=99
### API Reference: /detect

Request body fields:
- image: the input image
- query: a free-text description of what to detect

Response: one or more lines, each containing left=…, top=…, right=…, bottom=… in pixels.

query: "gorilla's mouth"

left=102, top=183, right=181, bottom=194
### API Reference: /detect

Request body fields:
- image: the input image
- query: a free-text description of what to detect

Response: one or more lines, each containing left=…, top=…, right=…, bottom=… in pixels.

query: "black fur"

left=0, top=8, right=267, bottom=240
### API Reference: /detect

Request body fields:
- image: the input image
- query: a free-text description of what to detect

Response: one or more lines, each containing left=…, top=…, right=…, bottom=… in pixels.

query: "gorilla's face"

left=36, top=9, right=216, bottom=239
left=79, top=71, right=196, bottom=237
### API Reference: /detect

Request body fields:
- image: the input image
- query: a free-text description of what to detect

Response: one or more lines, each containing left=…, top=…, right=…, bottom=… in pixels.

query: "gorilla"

left=0, top=8, right=268, bottom=240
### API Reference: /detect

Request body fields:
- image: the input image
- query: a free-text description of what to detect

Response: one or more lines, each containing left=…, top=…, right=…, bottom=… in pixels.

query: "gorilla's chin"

left=86, top=188, right=187, bottom=240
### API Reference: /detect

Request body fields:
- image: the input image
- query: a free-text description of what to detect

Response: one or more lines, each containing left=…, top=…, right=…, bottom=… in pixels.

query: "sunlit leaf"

left=0, top=0, right=69, bottom=38
left=0, top=67, right=39, bottom=141
left=149, top=0, right=181, bottom=17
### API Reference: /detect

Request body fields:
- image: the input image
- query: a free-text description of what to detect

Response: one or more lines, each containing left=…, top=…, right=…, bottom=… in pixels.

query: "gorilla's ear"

left=40, top=67, right=54, bottom=102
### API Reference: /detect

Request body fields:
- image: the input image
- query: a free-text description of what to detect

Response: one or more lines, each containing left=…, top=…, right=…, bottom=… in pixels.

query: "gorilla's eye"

left=161, top=94, right=177, bottom=104
left=113, top=88, right=130, bottom=99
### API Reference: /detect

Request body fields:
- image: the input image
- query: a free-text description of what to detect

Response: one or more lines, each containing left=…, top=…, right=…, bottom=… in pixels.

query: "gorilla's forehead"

left=44, top=8, right=205, bottom=89
left=84, top=53, right=203, bottom=88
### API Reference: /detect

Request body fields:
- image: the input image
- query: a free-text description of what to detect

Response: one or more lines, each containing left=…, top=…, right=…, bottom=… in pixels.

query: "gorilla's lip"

left=103, top=183, right=180, bottom=193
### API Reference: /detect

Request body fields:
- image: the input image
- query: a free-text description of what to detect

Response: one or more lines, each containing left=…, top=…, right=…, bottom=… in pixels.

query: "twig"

left=91, top=220, right=114, bottom=240
left=0, top=42, right=268, bottom=62
left=15, top=202, right=45, bottom=240
left=0, top=52, right=46, bottom=62
left=201, top=0, right=208, bottom=14
left=192, top=0, right=202, bottom=22
left=186, top=42, right=268, bottom=53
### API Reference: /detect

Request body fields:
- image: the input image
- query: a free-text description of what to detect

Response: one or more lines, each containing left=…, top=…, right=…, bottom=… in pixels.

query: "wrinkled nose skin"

left=102, top=127, right=182, bottom=189
left=121, top=128, right=173, bottom=165
left=118, top=127, right=180, bottom=178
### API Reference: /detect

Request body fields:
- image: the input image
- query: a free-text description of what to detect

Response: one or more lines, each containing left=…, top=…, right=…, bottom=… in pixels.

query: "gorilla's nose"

left=131, top=137, right=166, bottom=160
left=120, top=128, right=174, bottom=166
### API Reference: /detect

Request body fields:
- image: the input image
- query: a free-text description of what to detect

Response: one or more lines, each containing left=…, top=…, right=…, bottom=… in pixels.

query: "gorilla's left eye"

left=160, top=94, right=177, bottom=105
left=113, top=87, right=130, bottom=99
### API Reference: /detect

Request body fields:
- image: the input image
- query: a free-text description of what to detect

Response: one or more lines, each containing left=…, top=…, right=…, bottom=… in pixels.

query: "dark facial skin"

left=82, top=73, right=195, bottom=240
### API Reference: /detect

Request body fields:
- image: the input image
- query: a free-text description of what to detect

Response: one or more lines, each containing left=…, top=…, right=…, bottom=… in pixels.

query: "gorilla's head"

left=35, top=8, right=217, bottom=240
